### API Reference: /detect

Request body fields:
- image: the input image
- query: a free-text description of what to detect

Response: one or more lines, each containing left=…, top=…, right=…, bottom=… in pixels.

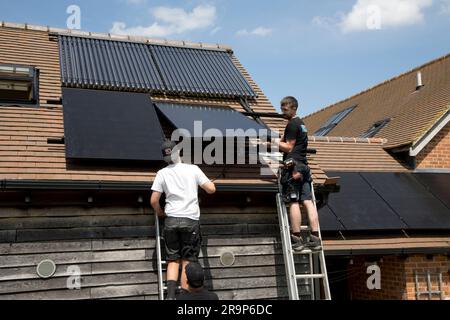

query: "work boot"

left=291, top=234, right=305, bottom=252
left=165, top=280, right=177, bottom=300
left=305, top=234, right=322, bottom=251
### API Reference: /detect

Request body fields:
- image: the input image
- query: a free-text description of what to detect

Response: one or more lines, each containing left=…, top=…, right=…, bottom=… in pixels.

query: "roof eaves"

left=409, top=105, right=450, bottom=156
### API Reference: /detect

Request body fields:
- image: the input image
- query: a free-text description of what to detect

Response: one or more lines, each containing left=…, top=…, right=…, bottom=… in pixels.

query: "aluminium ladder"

left=276, top=181, right=331, bottom=300
left=155, top=214, right=166, bottom=300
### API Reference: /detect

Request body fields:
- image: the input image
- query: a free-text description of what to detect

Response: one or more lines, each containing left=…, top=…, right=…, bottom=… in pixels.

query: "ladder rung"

left=162, top=286, right=183, bottom=291
left=293, top=249, right=321, bottom=255
left=295, top=274, right=325, bottom=280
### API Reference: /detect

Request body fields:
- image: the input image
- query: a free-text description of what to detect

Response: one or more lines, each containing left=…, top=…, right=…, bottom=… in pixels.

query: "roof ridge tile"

left=0, top=20, right=231, bottom=51
left=309, top=136, right=387, bottom=145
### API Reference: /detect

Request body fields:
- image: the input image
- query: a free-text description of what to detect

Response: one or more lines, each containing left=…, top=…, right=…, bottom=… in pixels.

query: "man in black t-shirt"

left=176, top=262, right=219, bottom=301
left=277, top=96, right=322, bottom=252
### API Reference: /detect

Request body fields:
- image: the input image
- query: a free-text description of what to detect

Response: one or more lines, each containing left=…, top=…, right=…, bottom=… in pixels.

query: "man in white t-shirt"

left=150, top=140, right=216, bottom=300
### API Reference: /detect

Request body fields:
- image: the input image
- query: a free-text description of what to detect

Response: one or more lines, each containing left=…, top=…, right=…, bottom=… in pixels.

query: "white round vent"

left=36, top=260, right=56, bottom=279
left=220, top=252, right=235, bottom=267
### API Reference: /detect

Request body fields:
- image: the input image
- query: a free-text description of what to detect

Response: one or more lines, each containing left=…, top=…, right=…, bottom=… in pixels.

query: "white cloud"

left=236, top=27, right=272, bottom=37
left=339, top=0, right=433, bottom=33
left=312, top=15, right=340, bottom=29
left=124, top=0, right=147, bottom=5
left=210, top=26, right=222, bottom=35
left=110, top=4, right=217, bottom=37
left=439, top=0, right=450, bottom=14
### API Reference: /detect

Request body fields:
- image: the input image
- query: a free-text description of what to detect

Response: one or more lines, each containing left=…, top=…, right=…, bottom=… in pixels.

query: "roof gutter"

left=0, top=179, right=279, bottom=193
left=409, top=107, right=450, bottom=157
left=1, top=179, right=339, bottom=194
left=324, top=246, right=450, bottom=256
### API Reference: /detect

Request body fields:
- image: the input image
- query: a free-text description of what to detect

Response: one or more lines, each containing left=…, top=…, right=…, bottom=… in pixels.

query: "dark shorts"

left=293, top=179, right=313, bottom=202
left=280, top=163, right=313, bottom=202
left=163, top=217, right=202, bottom=262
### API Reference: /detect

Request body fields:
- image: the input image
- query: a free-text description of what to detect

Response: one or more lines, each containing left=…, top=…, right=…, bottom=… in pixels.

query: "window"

left=0, top=64, right=39, bottom=105
left=313, top=105, right=356, bottom=136
left=360, top=118, right=391, bottom=138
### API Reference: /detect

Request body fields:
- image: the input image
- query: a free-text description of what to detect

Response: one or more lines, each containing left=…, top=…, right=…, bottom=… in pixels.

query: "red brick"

left=417, top=122, right=450, bottom=169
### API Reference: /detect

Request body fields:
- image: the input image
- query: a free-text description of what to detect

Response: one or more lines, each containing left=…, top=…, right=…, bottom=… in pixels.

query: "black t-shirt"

left=176, top=288, right=219, bottom=301
left=282, top=117, right=308, bottom=162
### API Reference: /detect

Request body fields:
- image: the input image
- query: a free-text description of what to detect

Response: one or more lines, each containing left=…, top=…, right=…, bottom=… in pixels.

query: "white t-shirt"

left=151, top=163, right=210, bottom=220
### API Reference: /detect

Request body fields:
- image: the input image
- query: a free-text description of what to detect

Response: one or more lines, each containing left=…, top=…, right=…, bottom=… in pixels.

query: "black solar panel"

left=361, top=173, right=450, bottom=230
left=63, top=88, right=164, bottom=161
left=318, top=205, right=345, bottom=231
left=413, top=173, right=450, bottom=209
left=155, top=103, right=269, bottom=137
left=325, top=172, right=407, bottom=231
left=150, top=45, right=256, bottom=98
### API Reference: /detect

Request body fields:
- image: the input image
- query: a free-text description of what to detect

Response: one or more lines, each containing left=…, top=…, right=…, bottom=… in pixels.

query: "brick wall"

left=347, top=256, right=407, bottom=300
left=346, top=254, right=449, bottom=300
left=416, top=122, right=450, bottom=169
left=404, top=254, right=450, bottom=300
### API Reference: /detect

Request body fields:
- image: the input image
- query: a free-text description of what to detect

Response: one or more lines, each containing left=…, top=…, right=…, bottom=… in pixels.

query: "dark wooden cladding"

left=0, top=204, right=313, bottom=300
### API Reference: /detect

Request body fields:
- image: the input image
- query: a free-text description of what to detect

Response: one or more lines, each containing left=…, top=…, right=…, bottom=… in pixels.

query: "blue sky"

left=1, top=0, right=450, bottom=116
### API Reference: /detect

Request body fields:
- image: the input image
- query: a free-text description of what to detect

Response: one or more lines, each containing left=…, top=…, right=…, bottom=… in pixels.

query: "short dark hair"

left=186, top=262, right=205, bottom=288
left=281, top=96, right=298, bottom=110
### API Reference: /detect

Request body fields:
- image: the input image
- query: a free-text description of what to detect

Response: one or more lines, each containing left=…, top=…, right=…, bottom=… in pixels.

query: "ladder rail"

left=276, top=193, right=299, bottom=300
left=311, top=181, right=331, bottom=300
left=155, top=214, right=165, bottom=301
left=309, top=252, right=315, bottom=300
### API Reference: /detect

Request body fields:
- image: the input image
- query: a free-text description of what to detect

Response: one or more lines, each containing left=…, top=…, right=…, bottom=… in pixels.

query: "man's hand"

left=292, top=171, right=303, bottom=181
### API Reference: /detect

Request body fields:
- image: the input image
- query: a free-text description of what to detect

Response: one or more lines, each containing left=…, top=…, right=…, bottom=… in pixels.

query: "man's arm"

left=195, top=166, right=216, bottom=194
left=150, top=191, right=165, bottom=218
left=200, top=181, right=216, bottom=194
left=278, top=138, right=296, bottom=154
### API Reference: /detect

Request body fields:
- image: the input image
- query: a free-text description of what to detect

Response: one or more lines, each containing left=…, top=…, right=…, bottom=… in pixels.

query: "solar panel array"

left=320, top=172, right=450, bottom=231
left=59, top=35, right=257, bottom=98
